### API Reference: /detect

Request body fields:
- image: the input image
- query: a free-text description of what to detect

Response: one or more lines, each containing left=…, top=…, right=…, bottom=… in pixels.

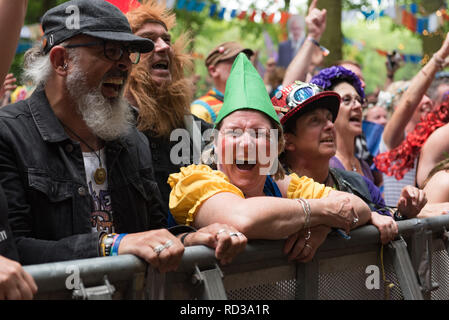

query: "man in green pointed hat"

left=168, top=53, right=370, bottom=261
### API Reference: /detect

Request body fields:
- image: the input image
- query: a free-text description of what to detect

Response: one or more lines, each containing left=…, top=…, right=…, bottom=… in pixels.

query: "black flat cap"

left=41, top=0, right=154, bottom=54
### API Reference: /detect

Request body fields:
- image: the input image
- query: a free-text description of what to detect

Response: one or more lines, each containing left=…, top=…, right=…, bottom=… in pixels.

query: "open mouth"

left=349, top=116, right=361, bottom=123
left=235, top=159, right=257, bottom=171
left=152, top=61, right=169, bottom=70
left=320, top=138, right=334, bottom=143
left=102, top=78, right=124, bottom=96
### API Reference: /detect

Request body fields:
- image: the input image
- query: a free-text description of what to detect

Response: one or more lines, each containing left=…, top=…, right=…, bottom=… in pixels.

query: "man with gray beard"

left=0, top=0, right=247, bottom=270
left=65, top=55, right=134, bottom=142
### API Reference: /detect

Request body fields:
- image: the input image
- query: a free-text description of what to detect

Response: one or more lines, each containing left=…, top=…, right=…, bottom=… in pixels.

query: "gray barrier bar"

left=23, top=216, right=449, bottom=298
left=24, top=254, right=146, bottom=294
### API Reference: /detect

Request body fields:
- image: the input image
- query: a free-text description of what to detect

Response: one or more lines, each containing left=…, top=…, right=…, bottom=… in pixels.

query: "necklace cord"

left=60, top=122, right=103, bottom=167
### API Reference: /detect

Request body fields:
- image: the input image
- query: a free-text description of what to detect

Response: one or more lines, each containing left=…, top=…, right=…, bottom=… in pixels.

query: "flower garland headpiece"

left=310, top=65, right=365, bottom=99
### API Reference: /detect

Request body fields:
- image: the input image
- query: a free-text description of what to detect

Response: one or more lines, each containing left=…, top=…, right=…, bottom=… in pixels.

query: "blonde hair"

left=381, top=80, right=410, bottom=117
left=126, top=0, right=194, bottom=137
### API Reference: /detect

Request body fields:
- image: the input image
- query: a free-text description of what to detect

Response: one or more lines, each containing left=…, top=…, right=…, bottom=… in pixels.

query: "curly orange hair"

left=126, top=0, right=194, bottom=137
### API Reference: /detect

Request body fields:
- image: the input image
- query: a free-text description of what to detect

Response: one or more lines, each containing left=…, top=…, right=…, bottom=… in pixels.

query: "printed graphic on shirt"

left=82, top=149, right=114, bottom=233
left=89, top=181, right=113, bottom=233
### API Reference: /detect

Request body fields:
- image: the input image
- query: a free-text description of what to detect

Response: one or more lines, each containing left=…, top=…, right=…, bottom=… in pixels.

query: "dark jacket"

left=0, top=185, right=19, bottom=261
left=278, top=38, right=304, bottom=69
left=329, top=167, right=391, bottom=216
left=143, top=115, right=212, bottom=222
left=0, top=87, right=167, bottom=265
left=329, top=168, right=373, bottom=204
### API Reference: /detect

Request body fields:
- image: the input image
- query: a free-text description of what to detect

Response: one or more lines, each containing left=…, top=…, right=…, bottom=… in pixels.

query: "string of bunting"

left=344, top=37, right=423, bottom=65
left=175, top=0, right=291, bottom=25
left=103, top=0, right=448, bottom=34
left=359, top=1, right=449, bottom=36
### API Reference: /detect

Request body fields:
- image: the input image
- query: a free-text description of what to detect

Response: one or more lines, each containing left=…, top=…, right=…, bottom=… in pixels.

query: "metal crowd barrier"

left=24, top=215, right=449, bottom=300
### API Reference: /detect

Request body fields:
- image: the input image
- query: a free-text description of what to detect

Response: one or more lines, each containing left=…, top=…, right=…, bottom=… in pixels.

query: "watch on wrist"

left=393, top=210, right=406, bottom=221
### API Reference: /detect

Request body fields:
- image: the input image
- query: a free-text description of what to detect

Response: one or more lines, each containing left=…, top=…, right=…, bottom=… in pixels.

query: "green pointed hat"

left=214, top=53, right=280, bottom=127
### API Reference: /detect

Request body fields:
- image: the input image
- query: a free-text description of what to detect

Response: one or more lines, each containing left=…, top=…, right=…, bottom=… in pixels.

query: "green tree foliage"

left=10, top=0, right=68, bottom=83
left=9, top=0, right=447, bottom=95
left=343, top=17, right=422, bottom=94
left=25, top=0, right=68, bottom=25
left=172, top=1, right=283, bottom=97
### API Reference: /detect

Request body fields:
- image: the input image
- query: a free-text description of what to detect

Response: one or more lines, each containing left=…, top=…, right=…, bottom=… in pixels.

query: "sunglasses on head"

left=274, top=81, right=323, bottom=113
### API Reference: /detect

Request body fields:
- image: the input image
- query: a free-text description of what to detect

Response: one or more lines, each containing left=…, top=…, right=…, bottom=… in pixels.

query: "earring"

left=63, top=63, right=68, bottom=70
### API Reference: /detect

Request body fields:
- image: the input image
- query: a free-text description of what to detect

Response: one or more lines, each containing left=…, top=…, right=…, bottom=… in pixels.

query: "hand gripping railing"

left=23, top=215, right=449, bottom=300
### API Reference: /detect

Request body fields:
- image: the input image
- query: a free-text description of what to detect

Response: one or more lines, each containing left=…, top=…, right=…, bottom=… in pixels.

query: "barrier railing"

left=23, top=215, right=449, bottom=300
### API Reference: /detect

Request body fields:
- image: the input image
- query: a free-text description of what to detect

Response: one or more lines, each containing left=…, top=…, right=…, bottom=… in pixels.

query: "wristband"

left=308, top=36, right=330, bottom=56
left=101, top=233, right=117, bottom=257
left=180, top=232, right=191, bottom=245
left=98, top=232, right=107, bottom=256
left=110, top=233, right=128, bottom=256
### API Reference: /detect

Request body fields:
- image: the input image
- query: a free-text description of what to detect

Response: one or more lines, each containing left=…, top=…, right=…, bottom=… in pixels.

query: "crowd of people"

left=1, top=0, right=449, bottom=300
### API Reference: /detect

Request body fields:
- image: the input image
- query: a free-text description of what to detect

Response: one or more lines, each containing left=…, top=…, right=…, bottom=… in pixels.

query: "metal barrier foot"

left=192, top=264, right=228, bottom=300
left=72, top=275, right=116, bottom=300
left=387, top=238, right=424, bottom=300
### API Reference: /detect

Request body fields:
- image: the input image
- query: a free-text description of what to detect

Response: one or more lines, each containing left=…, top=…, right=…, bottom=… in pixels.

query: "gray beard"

left=65, top=66, right=133, bottom=141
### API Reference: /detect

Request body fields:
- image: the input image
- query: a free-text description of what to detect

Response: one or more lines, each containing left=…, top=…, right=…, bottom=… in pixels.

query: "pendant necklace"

left=336, top=153, right=358, bottom=173
left=350, top=157, right=359, bottom=172
left=61, top=122, right=107, bottom=185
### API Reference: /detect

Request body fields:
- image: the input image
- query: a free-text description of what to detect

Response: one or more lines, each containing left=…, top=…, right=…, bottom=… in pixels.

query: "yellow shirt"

left=168, top=164, right=332, bottom=226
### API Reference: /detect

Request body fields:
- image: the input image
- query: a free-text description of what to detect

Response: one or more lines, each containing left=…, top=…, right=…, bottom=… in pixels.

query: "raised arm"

left=0, top=0, right=28, bottom=83
left=382, top=33, right=449, bottom=150
left=282, top=0, right=327, bottom=86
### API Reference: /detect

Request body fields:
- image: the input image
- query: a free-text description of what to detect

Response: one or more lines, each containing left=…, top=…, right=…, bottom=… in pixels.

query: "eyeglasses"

left=341, top=94, right=366, bottom=108
left=64, top=41, right=141, bottom=64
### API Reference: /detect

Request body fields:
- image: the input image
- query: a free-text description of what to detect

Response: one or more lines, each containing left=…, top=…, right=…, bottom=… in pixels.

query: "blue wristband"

left=308, top=36, right=330, bottom=56
left=111, top=233, right=128, bottom=256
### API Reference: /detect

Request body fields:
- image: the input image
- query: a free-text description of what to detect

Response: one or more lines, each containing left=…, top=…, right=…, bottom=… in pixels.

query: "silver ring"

left=163, top=240, right=173, bottom=249
left=229, top=232, right=241, bottom=237
left=153, top=244, right=165, bottom=255
left=352, top=217, right=359, bottom=225
left=216, top=229, right=226, bottom=236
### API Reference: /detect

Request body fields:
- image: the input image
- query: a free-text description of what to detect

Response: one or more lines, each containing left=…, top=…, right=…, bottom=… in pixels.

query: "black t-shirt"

left=0, top=184, right=19, bottom=261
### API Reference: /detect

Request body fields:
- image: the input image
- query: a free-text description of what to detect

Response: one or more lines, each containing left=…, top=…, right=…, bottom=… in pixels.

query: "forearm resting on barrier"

left=194, top=192, right=359, bottom=240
